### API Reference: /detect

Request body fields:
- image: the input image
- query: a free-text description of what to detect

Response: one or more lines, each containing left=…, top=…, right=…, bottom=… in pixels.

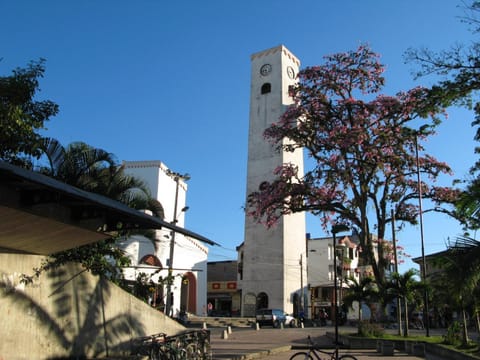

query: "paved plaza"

left=208, top=326, right=445, bottom=360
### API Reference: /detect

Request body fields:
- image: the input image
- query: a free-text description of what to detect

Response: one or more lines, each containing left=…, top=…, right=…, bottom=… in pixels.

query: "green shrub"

left=443, top=321, right=462, bottom=346
left=358, top=321, right=385, bottom=337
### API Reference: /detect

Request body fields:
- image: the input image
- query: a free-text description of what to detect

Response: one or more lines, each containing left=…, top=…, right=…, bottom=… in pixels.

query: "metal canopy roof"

left=0, top=161, right=217, bottom=255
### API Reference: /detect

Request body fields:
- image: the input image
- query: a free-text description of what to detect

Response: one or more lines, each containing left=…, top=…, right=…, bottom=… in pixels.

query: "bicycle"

left=289, top=335, right=358, bottom=360
left=159, top=330, right=211, bottom=360
left=131, top=329, right=211, bottom=360
left=159, top=334, right=187, bottom=360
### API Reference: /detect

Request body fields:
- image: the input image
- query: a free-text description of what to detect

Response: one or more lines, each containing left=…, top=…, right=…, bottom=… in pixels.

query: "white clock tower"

left=241, top=45, right=307, bottom=317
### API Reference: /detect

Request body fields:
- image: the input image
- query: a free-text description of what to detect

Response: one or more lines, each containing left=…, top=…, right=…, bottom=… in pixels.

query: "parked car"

left=256, top=308, right=296, bottom=328
left=284, top=313, right=297, bottom=328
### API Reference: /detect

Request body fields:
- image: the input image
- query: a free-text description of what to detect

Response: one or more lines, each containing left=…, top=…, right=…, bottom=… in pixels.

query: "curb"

left=229, top=345, right=292, bottom=360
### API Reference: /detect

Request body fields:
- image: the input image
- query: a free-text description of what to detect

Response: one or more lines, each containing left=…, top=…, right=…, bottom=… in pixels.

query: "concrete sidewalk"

left=210, top=326, right=320, bottom=359
left=209, top=326, right=435, bottom=360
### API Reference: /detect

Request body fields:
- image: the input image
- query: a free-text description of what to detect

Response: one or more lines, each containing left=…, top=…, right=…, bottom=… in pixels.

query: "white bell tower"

left=241, top=45, right=306, bottom=316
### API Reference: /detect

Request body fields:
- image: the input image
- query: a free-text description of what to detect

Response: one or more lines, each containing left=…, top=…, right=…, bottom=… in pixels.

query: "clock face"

left=260, top=64, right=272, bottom=76
left=287, top=66, right=295, bottom=79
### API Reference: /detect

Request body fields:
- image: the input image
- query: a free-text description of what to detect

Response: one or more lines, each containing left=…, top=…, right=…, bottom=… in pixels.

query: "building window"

left=261, top=83, right=271, bottom=94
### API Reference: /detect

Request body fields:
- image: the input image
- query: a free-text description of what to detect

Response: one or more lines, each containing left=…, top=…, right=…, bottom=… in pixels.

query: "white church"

left=118, top=160, right=209, bottom=318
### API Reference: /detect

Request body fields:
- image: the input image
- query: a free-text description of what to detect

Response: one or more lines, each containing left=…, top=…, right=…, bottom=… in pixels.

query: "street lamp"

left=332, top=224, right=349, bottom=356
left=165, top=169, right=190, bottom=317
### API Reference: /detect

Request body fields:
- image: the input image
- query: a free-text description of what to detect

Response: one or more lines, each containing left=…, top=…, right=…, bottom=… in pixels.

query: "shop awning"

left=0, top=161, right=218, bottom=255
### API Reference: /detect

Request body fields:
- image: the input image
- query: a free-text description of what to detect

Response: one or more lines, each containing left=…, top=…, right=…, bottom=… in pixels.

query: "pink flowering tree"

left=246, top=45, right=461, bottom=288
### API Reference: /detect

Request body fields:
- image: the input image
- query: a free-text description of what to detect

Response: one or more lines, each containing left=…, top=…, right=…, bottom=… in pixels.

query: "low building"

left=207, top=260, right=240, bottom=317
left=412, top=250, right=447, bottom=279
left=307, top=234, right=361, bottom=322
left=234, top=229, right=395, bottom=321
left=412, top=250, right=453, bottom=328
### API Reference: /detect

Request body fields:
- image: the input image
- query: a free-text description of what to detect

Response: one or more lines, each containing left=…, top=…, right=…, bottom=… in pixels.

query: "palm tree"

left=28, top=138, right=165, bottom=280
left=37, top=138, right=164, bottom=216
left=387, top=269, right=424, bottom=337
left=37, top=139, right=115, bottom=185
left=455, top=176, right=480, bottom=231
left=343, top=276, right=378, bottom=331
left=433, top=236, right=480, bottom=346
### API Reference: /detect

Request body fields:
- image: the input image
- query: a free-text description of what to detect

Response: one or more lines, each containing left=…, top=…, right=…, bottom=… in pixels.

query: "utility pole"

left=165, top=170, right=190, bottom=317
left=415, top=133, right=430, bottom=337
left=299, top=254, right=303, bottom=316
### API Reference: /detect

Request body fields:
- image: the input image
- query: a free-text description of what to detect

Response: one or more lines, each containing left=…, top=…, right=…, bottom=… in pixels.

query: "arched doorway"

left=256, top=292, right=268, bottom=310
left=138, top=254, right=163, bottom=310
left=180, top=272, right=197, bottom=314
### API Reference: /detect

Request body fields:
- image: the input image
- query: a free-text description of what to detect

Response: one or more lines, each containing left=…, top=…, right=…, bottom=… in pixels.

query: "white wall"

left=122, top=160, right=208, bottom=316
left=0, top=254, right=185, bottom=359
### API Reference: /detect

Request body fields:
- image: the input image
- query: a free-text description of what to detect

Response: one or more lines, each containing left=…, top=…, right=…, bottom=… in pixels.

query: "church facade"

left=119, top=160, right=208, bottom=318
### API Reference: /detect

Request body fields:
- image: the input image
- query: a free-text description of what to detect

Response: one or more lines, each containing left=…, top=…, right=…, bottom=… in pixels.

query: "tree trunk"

left=462, top=307, right=469, bottom=346
left=397, top=297, right=403, bottom=337
left=357, top=302, right=363, bottom=334
left=474, top=300, right=480, bottom=333
left=476, top=308, right=480, bottom=333
left=404, top=299, right=409, bottom=337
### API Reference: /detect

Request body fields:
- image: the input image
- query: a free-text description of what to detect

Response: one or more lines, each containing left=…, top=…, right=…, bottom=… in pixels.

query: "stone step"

left=188, top=316, right=256, bottom=328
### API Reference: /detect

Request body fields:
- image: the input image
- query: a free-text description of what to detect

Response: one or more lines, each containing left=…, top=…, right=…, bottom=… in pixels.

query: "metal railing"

left=131, top=329, right=211, bottom=360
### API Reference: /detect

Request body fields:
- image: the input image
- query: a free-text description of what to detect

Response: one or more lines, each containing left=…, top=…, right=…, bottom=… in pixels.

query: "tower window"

left=261, top=83, right=271, bottom=94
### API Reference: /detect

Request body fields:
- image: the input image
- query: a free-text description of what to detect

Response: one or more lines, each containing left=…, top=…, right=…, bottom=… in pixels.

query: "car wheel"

left=273, top=320, right=280, bottom=328
left=290, top=319, right=297, bottom=328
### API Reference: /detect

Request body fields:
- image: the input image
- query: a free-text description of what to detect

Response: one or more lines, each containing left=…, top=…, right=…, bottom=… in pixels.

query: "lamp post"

left=336, top=243, right=346, bottom=326
left=332, top=224, right=349, bottom=356
left=165, top=169, right=190, bottom=317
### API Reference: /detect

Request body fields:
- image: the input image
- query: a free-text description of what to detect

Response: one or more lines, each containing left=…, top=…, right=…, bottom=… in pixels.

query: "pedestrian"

left=412, top=311, right=424, bottom=329
left=319, top=308, right=327, bottom=326
left=207, top=302, right=213, bottom=316
left=299, top=309, right=305, bottom=325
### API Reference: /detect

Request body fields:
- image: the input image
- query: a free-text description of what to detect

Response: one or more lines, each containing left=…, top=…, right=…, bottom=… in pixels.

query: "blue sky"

left=2, top=1, right=478, bottom=272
